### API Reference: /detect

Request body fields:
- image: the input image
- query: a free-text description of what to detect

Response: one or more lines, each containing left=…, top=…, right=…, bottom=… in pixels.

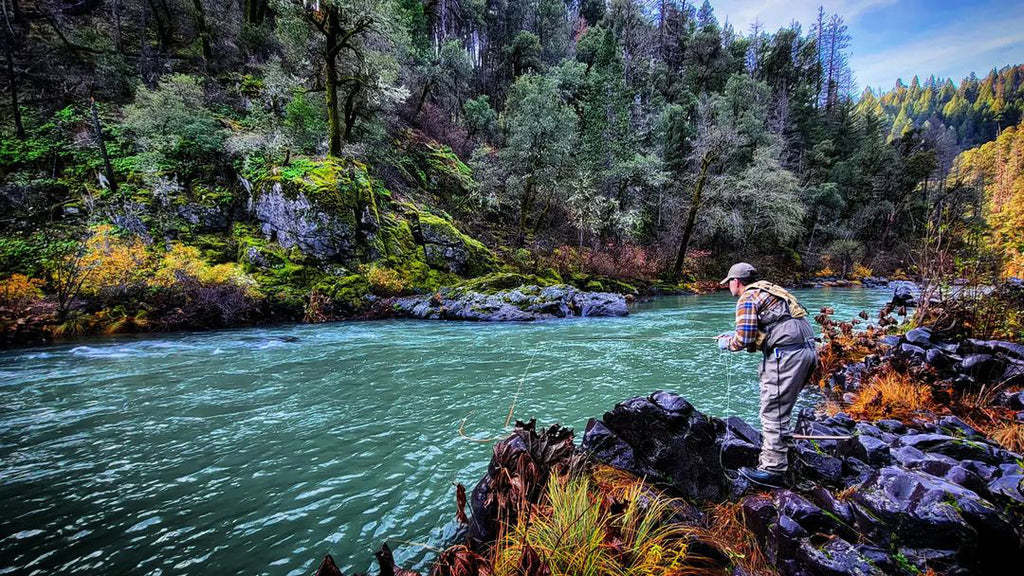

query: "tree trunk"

left=243, top=0, right=268, bottom=26
left=5, top=48, right=25, bottom=140
left=516, top=178, right=535, bottom=246
left=671, top=153, right=713, bottom=281
left=91, top=98, right=117, bottom=195
left=190, top=0, right=212, bottom=68
left=324, top=10, right=342, bottom=156
left=342, top=83, right=360, bottom=143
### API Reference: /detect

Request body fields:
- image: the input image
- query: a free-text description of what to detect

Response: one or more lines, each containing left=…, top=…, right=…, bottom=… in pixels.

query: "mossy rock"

left=314, top=274, right=371, bottom=312
left=247, top=157, right=383, bottom=264
left=415, top=211, right=496, bottom=277
left=447, top=272, right=556, bottom=296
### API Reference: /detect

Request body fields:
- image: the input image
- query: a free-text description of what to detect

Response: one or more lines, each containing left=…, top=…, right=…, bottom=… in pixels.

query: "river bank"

left=0, top=274, right=911, bottom=349
left=324, top=289, right=1024, bottom=576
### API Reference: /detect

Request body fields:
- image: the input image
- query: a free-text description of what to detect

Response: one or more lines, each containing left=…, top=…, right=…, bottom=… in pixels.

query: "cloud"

left=851, top=14, right=1024, bottom=89
left=711, top=0, right=896, bottom=32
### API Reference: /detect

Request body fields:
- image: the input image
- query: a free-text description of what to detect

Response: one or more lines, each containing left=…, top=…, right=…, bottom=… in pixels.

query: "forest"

left=1, top=0, right=1022, bottom=340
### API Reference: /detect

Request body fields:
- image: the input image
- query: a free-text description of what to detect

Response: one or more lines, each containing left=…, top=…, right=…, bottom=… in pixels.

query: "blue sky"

left=709, top=0, right=1024, bottom=92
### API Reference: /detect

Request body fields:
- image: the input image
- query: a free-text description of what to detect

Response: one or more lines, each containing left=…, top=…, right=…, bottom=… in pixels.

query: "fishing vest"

left=743, top=281, right=814, bottom=353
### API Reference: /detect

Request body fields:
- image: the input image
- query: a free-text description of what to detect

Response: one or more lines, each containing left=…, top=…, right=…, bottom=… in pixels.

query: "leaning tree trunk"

left=324, top=10, right=342, bottom=157
left=671, top=153, right=713, bottom=282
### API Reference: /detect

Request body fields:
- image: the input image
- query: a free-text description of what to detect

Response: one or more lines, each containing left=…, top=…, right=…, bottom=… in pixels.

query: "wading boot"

left=738, top=466, right=789, bottom=488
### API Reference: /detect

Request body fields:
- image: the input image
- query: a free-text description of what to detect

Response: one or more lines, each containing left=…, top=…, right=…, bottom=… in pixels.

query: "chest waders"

left=744, top=283, right=819, bottom=473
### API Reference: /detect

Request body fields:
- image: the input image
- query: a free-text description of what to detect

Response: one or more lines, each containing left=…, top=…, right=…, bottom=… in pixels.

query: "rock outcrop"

left=390, top=284, right=628, bottom=321
left=458, top=388, right=1024, bottom=576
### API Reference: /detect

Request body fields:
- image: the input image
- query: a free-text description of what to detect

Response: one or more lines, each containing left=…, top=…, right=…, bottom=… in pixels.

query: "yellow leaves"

left=365, top=265, right=411, bottom=296
left=0, top=274, right=44, bottom=310
left=77, top=224, right=150, bottom=296
left=953, top=120, right=1024, bottom=278
left=847, top=367, right=936, bottom=422
left=155, top=242, right=259, bottom=295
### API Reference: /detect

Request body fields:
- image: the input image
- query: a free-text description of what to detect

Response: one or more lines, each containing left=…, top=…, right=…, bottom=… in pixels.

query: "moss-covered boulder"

left=248, top=157, right=379, bottom=263
left=414, top=211, right=496, bottom=276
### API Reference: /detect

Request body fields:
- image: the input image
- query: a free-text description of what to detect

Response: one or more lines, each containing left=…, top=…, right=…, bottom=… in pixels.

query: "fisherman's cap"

left=720, top=262, right=757, bottom=285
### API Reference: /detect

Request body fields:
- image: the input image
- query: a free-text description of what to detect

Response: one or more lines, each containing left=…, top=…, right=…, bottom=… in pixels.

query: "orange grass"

left=691, top=499, right=777, bottom=576
left=847, top=367, right=937, bottom=422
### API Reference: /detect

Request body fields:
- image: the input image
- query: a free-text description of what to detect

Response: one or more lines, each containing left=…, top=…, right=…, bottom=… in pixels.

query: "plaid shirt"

left=726, top=288, right=778, bottom=351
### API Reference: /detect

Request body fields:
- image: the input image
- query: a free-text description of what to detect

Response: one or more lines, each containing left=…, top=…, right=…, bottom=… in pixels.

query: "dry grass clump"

left=847, top=367, right=937, bottom=422
left=988, top=421, right=1024, bottom=454
left=691, top=499, right=777, bottom=576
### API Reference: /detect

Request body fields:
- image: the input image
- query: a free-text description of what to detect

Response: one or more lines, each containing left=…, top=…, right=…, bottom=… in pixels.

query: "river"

left=0, top=288, right=892, bottom=575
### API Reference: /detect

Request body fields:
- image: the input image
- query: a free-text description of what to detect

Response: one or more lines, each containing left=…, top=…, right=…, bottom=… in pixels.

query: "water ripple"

left=0, top=289, right=891, bottom=574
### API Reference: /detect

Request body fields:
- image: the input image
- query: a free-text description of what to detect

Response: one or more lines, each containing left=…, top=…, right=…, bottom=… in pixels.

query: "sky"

left=708, top=0, right=1024, bottom=92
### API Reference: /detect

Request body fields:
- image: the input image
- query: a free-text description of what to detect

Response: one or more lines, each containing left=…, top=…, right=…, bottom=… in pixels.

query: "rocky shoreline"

left=316, top=304, right=1024, bottom=576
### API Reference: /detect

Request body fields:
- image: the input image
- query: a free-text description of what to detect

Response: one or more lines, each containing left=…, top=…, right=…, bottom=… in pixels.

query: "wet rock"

left=850, top=434, right=892, bottom=467
left=987, top=475, right=1024, bottom=505
left=937, top=416, right=982, bottom=439
left=776, top=490, right=855, bottom=539
left=897, top=433, right=1003, bottom=464
left=740, top=495, right=778, bottom=558
left=958, top=354, right=1005, bottom=382
left=899, top=343, right=927, bottom=360
left=905, top=326, right=934, bottom=347
left=792, top=441, right=845, bottom=485
left=890, top=284, right=916, bottom=307
left=852, top=466, right=1021, bottom=566
left=580, top=391, right=730, bottom=501
left=795, top=536, right=885, bottom=576
left=876, top=419, right=906, bottom=434
left=944, top=465, right=989, bottom=496
left=572, top=291, right=629, bottom=317
left=720, top=416, right=761, bottom=469
left=925, top=347, right=955, bottom=370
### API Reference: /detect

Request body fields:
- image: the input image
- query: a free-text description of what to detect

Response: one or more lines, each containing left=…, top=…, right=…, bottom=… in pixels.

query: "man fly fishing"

left=716, top=263, right=819, bottom=487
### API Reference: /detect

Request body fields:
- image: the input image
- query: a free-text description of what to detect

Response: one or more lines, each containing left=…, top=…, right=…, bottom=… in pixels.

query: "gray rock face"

left=177, top=203, right=228, bottom=231
left=252, top=183, right=357, bottom=262
left=390, top=284, right=628, bottom=321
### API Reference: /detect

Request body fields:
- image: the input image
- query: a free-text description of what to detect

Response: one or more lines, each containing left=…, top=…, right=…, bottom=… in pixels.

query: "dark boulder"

left=580, top=391, right=730, bottom=501
left=897, top=433, right=1003, bottom=465
left=957, top=354, right=1005, bottom=382
left=852, top=467, right=1021, bottom=570
left=905, top=327, right=934, bottom=347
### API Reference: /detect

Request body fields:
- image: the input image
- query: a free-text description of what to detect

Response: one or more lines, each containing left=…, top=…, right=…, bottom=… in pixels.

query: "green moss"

left=447, top=272, right=555, bottom=295
left=249, top=157, right=380, bottom=234
left=314, top=274, right=371, bottom=311
left=416, top=211, right=496, bottom=276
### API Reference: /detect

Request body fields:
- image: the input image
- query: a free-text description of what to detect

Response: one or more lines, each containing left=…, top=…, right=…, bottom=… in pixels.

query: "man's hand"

left=717, top=332, right=735, bottom=350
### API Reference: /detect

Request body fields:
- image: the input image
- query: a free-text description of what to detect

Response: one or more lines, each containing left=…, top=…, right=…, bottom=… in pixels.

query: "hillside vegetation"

left=0, top=1, right=1020, bottom=342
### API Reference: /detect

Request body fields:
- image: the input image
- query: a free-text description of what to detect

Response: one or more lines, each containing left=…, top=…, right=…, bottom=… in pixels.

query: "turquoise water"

left=0, top=288, right=891, bottom=575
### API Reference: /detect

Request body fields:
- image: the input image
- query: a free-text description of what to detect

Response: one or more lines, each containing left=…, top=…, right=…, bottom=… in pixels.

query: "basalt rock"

left=580, top=391, right=732, bottom=501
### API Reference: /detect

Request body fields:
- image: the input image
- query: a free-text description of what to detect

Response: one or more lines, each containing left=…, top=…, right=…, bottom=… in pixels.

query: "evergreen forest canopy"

left=1, top=0, right=1022, bottom=337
